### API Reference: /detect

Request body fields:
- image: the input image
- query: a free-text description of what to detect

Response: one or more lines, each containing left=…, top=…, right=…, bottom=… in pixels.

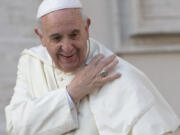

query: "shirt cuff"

left=65, top=88, right=76, bottom=109
left=65, top=88, right=79, bottom=128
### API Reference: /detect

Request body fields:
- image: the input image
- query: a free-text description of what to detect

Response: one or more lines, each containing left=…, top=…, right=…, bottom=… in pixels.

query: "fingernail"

left=113, top=55, right=117, bottom=59
left=118, top=73, right=121, bottom=77
left=115, top=59, right=119, bottom=63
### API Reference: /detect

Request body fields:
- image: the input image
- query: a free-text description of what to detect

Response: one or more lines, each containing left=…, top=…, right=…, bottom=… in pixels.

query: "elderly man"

left=5, top=0, right=180, bottom=135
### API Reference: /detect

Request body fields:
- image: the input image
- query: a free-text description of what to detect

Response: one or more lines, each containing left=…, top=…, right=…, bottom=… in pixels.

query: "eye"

left=70, top=33, right=78, bottom=39
left=52, top=36, right=62, bottom=43
left=69, top=30, right=81, bottom=40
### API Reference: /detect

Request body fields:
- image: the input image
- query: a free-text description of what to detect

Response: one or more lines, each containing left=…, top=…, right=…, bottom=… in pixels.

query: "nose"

left=60, top=38, right=74, bottom=53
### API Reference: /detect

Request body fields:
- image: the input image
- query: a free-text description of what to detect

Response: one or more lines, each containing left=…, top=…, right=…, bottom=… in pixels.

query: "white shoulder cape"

left=7, top=38, right=180, bottom=135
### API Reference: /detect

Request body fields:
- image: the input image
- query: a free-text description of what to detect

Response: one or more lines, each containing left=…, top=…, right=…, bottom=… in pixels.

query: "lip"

left=58, top=54, right=76, bottom=62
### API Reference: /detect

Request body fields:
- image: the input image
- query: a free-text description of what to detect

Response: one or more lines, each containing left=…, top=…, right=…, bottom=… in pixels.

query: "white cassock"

left=5, top=38, right=180, bottom=135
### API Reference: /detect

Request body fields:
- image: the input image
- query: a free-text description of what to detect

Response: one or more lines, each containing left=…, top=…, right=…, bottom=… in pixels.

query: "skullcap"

left=37, top=0, right=82, bottom=19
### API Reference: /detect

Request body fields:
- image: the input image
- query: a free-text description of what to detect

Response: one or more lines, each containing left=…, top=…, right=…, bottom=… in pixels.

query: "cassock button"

left=60, top=77, right=64, bottom=81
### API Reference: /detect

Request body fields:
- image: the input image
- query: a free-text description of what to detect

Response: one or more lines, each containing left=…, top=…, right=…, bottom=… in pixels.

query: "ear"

left=34, top=28, right=46, bottom=47
left=85, top=18, right=91, bottom=38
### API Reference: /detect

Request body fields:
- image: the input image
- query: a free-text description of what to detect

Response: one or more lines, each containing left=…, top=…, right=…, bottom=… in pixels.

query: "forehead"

left=41, top=9, right=84, bottom=33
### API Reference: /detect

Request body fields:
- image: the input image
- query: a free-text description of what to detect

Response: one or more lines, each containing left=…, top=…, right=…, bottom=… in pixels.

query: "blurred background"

left=0, top=0, right=180, bottom=134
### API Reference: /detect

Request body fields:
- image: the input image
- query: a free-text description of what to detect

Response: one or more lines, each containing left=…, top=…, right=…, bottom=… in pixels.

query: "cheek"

left=46, top=45, right=59, bottom=58
left=76, top=42, right=85, bottom=52
left=79, top=43, right=87, bottom=59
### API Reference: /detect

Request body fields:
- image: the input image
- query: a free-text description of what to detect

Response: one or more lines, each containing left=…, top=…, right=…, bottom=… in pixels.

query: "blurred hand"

left=67, top=54, right=121, bottom=103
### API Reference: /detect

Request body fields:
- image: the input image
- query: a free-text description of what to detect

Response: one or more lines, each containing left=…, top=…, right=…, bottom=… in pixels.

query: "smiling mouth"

left=60, top=54, right=74, bottom=58
left=57, top=53, right=76, bottom=62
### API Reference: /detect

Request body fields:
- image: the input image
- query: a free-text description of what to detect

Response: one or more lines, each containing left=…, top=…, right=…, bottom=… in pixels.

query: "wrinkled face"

left=39, top=9, right=90, bottom=72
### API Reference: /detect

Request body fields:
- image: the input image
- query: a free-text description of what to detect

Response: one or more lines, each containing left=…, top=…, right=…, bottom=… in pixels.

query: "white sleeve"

left=5, top=55, right=78, bottom=135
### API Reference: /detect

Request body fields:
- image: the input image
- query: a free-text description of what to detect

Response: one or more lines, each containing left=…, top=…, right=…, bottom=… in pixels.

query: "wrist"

left=66, top=86, right=80, bottom=104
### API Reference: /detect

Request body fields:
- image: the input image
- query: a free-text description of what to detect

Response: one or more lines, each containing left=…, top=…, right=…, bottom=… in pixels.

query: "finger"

left=88, top=54, right=104, bottom=66
left=101, top=73, right=121, bottom=83
left=103, top=59, right=119, bottom=73
left=96, top=55, right=116, bottom=72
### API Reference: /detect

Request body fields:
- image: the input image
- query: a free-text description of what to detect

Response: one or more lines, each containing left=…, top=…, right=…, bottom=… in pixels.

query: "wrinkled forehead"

left=41, top=8, right=83, bottom=25
left=40, top=9, right=84, bottom=33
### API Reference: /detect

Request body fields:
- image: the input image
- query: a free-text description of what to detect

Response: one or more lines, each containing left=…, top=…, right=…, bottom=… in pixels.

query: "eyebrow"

left=71, top=29, right=80, bottom=34
left=49, top=29, right=80, bottom=39
left=49, top=33, right=61, bottom=39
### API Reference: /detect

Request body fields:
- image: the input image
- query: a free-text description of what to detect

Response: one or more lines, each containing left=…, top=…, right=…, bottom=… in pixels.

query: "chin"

left=58, top=64, right=80, bottom=73
left=61, top=67, right=78, bottom=73
left=55, top=58, right=84, bottom=72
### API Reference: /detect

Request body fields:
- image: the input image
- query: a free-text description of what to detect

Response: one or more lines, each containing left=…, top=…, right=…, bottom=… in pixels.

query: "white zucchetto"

left=37, top=0, right=82, bottom=19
